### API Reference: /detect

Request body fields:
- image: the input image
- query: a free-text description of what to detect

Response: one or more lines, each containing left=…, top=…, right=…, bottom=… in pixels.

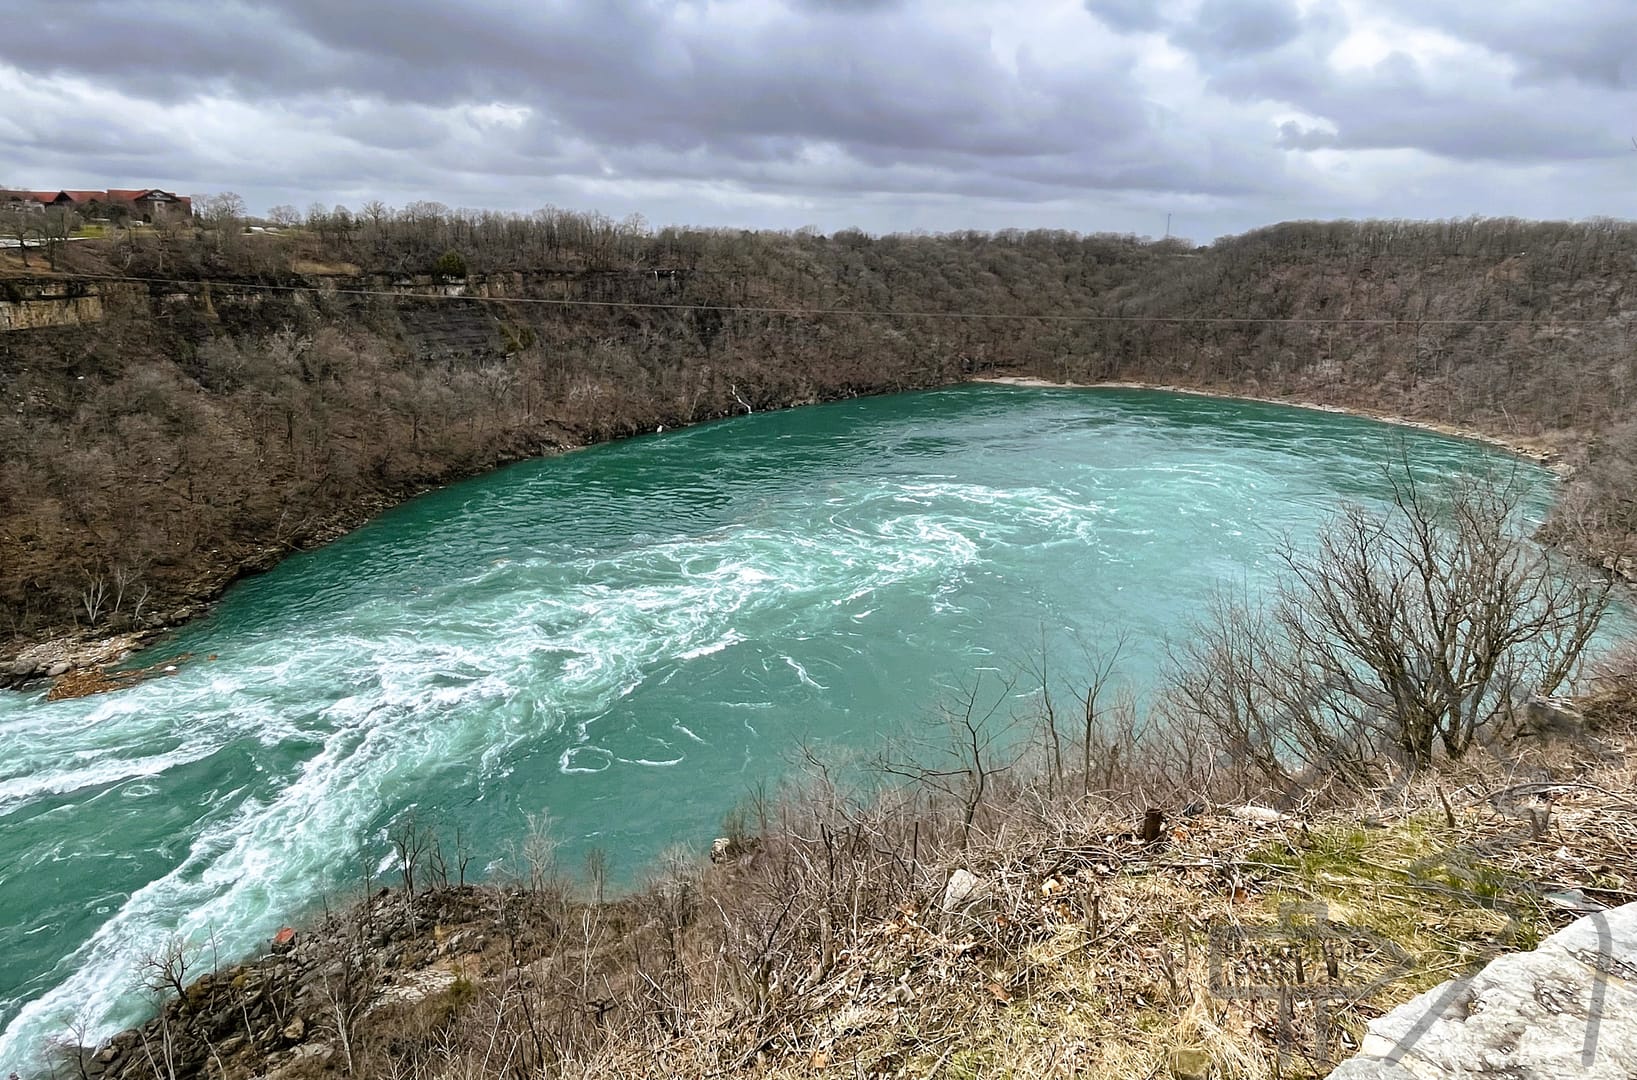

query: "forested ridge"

left=2, top=210, right=1634, bottom=662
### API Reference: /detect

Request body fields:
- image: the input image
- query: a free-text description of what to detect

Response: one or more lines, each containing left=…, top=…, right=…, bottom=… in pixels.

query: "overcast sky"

left=2, top=0, right=1632, bottom=239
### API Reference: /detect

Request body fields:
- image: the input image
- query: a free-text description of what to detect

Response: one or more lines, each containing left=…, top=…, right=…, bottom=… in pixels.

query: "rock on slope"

left=1329, top=902, right=1637, bottom=1079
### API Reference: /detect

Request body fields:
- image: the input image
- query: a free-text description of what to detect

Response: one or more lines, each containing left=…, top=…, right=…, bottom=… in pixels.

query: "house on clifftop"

left=106, top=188, right=193, bottom=222
left=1, top=191, right=57, bottom=213
left=1, top=187, right=194, bottom=222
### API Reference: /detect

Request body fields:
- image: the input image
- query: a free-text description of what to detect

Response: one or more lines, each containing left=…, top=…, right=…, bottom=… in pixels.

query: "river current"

left=0, top=385, right=1549, bottom=1064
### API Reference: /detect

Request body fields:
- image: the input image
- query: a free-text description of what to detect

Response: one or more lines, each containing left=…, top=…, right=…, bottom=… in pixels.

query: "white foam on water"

left=782, top=656, right=827, bottom=691
left=1, top=388, right=1545, bottom=1070
left=0, top=748, right=218, bottom=815
left=677, top=631, right=744, bottom=661
left=0, top=629, right=563, bottom=1065
left=559, top=746, right=613, bottom=774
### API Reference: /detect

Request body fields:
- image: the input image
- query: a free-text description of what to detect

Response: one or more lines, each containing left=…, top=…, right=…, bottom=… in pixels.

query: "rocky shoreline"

left=0, top=450, right=570, bottom=694
left=57, top=886, right=521, bottom=1080
left=4, top=631, right=156, bottom=690
left=4, top=573, right=249, bottom=694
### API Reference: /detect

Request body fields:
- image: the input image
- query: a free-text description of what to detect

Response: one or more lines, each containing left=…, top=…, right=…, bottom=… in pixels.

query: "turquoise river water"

left=0, top=385, right=1554, bottom=1065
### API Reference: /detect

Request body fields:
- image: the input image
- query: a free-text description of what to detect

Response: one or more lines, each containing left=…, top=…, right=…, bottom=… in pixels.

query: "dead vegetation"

left=43, top=652, right=191, bottom=700
left=71, top=660, right=1637, bottom=1080
left=1167, top=467, right=1619, bottom=791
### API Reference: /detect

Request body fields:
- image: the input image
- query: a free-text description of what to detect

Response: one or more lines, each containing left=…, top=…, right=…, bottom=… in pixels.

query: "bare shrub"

left=1167, top=468, right=1616, bottom=791
left=521, top=809, right=562, bottom=895
left=879, top=672, right=1023, bottom=849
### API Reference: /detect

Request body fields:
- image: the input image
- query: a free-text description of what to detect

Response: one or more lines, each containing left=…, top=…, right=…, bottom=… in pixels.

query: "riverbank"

left=0, top=375, right=1583, bottom=696
left=0, top=441, right=575, bottom=692
left=976, top=375, right=1568, bottom=470
left=59, top=698, right=1637, bottom=1080
left=0, top=402, right=810, bottom=693
left=10, top=217, right=1636, bottom=691
left=978, top=374, right=1637, bottom=588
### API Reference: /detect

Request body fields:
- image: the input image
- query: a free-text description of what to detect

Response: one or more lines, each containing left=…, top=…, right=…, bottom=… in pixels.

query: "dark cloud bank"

left=2, top=0, right=1632, bottom=238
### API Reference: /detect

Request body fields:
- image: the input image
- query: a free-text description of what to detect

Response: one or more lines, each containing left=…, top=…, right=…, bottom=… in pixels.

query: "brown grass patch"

left=289, top=259, right=362, bottom=276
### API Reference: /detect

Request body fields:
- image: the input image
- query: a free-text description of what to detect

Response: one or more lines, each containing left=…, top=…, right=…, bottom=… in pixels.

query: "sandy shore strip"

left=974, top=375, right=1566, bottom=470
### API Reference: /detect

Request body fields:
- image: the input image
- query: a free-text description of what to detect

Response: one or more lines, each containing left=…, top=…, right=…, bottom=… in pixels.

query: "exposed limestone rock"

left=1328, top=902, right=1637, bottom=1079
left=709, top=835, right=760, bottom=863
left=1227, top=804, right=1290, bottom=824
left=941, top=868, right=989, bottom=914
left=2, top=631, right=148, bottom=689
left=1520, top=695, right=1588, bottom=741
left=375, top=965, right=459, bottom=1009
left=0, top=283, right=105, bottom=332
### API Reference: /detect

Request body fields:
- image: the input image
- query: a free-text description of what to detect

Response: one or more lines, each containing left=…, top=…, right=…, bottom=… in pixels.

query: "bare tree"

left=1077, top=631, right=1130, bottom=798
left=1168, top=468, right=1615, bottom=787
left=1026, top=629, right=1130, bottom=798
left=358, top=199, right=389, bottom=230
left=195, top=192, right=248, bottom=254
left=47, top=1016, right=99, bottom=1080
left=315, top=908, right=376, bottom=1076
left=195, top=191, right=247, bottom=227
left=140, top=935, right=197, bottom=1008
left=880, top=672, right=1020, bottom=848
left=266, top=204, right=301, bottom=228
left=40, top=207, right=73, bottom=269
left=389, top=810, right=434, bottom=899
left=522, top=809, right=561, bottom=894
left=80, top=571, right=109, bottom=626
left=1, top=204, right=42, bottom=267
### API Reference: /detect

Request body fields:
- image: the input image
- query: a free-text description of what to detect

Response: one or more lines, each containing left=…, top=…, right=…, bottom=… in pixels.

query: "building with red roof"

left=2, top=187, right=193, bottom=221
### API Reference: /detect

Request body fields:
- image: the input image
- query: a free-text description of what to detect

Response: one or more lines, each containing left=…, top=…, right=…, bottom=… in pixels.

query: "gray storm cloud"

left=2, top=0, right=1632, bottom=237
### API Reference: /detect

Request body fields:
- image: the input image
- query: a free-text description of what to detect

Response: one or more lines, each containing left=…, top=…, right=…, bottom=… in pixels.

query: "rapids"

left=0, top=385, right=1552, bottom=1064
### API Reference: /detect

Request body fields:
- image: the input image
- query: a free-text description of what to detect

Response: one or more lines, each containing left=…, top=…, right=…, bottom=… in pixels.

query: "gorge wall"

left=3, top=216, right=1634, bottom=669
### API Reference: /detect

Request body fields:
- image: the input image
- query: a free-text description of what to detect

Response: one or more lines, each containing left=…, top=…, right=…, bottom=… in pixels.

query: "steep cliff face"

left=0, top=279, right=105, bottom=331
left=1, top=275, right=496, bottom=346
left=0, top=262, right=976, bottom=668
left=1, top=270, right=707, bottom=362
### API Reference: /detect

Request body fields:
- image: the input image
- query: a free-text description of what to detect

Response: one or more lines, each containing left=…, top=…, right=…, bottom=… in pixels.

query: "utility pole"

left=1165, top=212, right=1172, bottom=239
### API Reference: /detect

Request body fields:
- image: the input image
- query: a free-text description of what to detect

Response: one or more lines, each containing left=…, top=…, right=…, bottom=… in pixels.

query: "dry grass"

left=669, top=729, right=1633, bottom=1080
left=288, top=259, right=362, bottom=276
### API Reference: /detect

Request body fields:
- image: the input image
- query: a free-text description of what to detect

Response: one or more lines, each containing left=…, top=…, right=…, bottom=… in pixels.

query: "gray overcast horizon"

left=2, top=0, right=1632, bottom=241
